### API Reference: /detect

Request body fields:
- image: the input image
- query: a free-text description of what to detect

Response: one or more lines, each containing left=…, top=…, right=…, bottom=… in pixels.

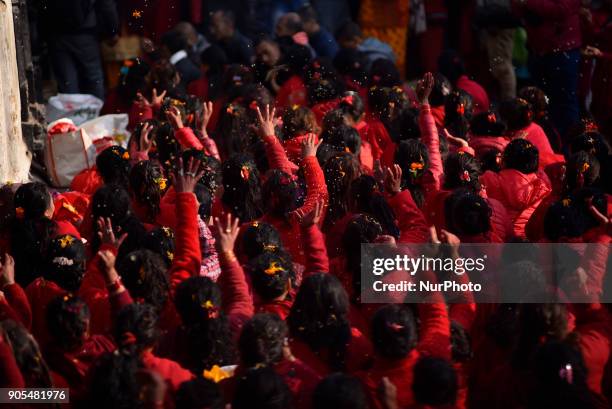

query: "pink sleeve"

left=263, top=135, right=299, bottom=175
left=218, top=254, right=254, bottom=336
left=419, top=104, right=443, bottom=192
left=174, top=127, right=205, bottom=151
left=201, top=137, right=220, bottom=160
left=169, top=193, right=202, bottom=292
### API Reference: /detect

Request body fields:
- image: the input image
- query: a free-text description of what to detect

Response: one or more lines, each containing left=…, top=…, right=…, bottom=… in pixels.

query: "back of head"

left=369, top=59, right=401, bottom=88
left=384, top=107, right=420, bottom=143
left=240, top=221, right=283, bottom=260
left=429, top=73, right=452, bottom=107
left=338, top=91, right=365, bottom=124
left=443, top=152, right=481, bottom=191
left=503, top=138, right=539, bottom=174
left=161, top=29, right=189, bottom=55
left=470, top=110, right=506, bottom=137
left=221, top=153, right=263, bottom=222
left=349, top=176, right=399, bottom=238
left=142, top=227, right=175, bottom=267
left=413, top=357, right=458, bottom=406
left=444, top=188, right=492, bottom=237
left=232, top=367, right=293, bottom=409
left=114, top=303, right=160, bottom=354
left=518, top=86, right=549, bottom=120
left=117, top=250, right=169, bottom=313
left=281, top=105, right=318, bottom=140
left=129, top=160, right=165, bottom=221
left=333, top=49, right=368, bottom=86
left=395, top=139, right=429, bottom=207
left=248, top=252, right=294, bottom=301
left=324, top=152, right=362, bottom=225
left=46, top=234, right=86, bottom=292
left=96, top=146, right=131, bottom=188
left=371, top=304, right=417, bottom=359
left=445, top=90, right=474, bottom=140
left=500, top=98, right=534, bottom=132
left=174, top=276, right=222, bottom=326
left=175, top=378, right=224, bottom=409
left=239, top=313, right=287, bottom=368
left=87, top=350, right=140, bottom=409
left=313, top=373, right=369, bottom=409
left=46, top=294, right=90, bottom=350
left=336, top=21, right=362, bottom=47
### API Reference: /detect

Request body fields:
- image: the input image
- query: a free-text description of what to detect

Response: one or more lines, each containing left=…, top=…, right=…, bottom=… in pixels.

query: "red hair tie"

left=249, top=100, right=258, bottom=110
left=456, top=103, right=465, bottom=116
left=341, top=95, right=354, bottom=106
left=487, top=113, right=496, bottom=123
left=388, top=323, right=404, bottom=332
left=240, top=165, right=251, bottom=181
left=121, top=331, right=137, bottom=346
left=460, top=170, right=471, bottom=182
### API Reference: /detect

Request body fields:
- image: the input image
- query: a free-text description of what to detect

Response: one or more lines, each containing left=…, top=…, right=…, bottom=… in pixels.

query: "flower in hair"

left=341, top=95, right=354, bottom=106
left=240, top=165, right=250, bottom=181
left=59, top=235, right=75, bottom=249
left=460, top=170, right=471, bottom=182
left=580, top=163, right=590, bottom=173
left=409, top=162, right=424, bottom=172
left=562, top=198, right=572, bottom=207
left=264, top=261, right=285, bottom=275
left=122, top=151, right=130, bottom=160
left=226, top=104, right=235, bottom=115
left=53, top=257, right=74, bottom=266
left=155, top=177, right=167, bottom=191
left=487, top=113, right=496, bottom=123
left=15, top=207, right=25, bottom=219
left=291, top=104, right=300, bottom=111
left=456, top=103, right=465, bottom=116
left=201, top=300, right=219, bottom=319
left=584, top=121, right=599, bottom=133
left=170, top=98, right=186, bottom=107
left=263, top=244, right=278, bottom=252
left=312, top=61, right=321, bottom=69
left=166, top=251, right=174, bottom=262
left=121, top=331, right=137, bottom=346
left=162, top=227, right=173, bottom=238
left=251, top=221, right=259, bottom=228
left=249, top=100, right=258, bottom=110
left=203, top=365, right=230, bottom=383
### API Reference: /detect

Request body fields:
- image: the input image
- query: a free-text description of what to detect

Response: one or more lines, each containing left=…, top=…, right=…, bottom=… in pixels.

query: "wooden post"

left=0, top=0, right=31, bottom=184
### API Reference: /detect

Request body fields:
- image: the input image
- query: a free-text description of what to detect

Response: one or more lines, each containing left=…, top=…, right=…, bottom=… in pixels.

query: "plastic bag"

left=46, top=93, right=104, bottom=126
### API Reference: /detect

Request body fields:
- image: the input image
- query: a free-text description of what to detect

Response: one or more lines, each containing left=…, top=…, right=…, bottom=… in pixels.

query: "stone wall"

left=0, top=0, right=31, bottom=184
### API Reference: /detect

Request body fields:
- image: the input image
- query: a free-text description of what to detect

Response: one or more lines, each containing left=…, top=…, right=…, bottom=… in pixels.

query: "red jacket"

left=516, top=0, right=582, bottom=55
left=508, top=122, right=564, bottom=169
left=312, top=99, right=340, bottom=125
left=0, top=283, right=31, bottom=329
left=282, top=133, right=318, bottom=166
left=357, top=300, right=451, bottom=409
left=141, top=350, right=194, bottom=392
left=468, top=134, right=510, bottom=158
left=275, top=75, right=307, bottom=110
left=362, top=116, right=392, bottom=161
left=480, top=169, right=551, bottom=238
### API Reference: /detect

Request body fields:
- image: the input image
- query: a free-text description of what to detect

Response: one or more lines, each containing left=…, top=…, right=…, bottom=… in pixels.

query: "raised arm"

left=169, top=159, right=204, bottom=291
left=295, top=201, right=329, bottom=275
left=257, top=105, right=299, bottom=174
left=385, top=165, right=429, bottom=243
left=0, top=255, right=31, bottom=328
left=167, top=107, right=205, bottom=151
left=416, top=73, right=443, bottom=191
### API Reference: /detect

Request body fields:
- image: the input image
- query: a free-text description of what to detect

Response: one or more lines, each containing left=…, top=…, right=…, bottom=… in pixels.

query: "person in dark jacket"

left=209, top=9, right=254, bottom=66
left=41, top=0, right=119, bottom=99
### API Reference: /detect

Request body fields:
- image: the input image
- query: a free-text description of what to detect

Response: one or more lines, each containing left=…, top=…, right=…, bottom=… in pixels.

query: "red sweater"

left=357, top=300, right=452, bottom=409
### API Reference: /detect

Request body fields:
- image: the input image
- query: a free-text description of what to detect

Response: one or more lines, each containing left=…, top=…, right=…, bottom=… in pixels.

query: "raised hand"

left=293, top=200, right=324, bottom=227
left=415, top=72, right=434, bottom=105
left=301, top=133, right=323, bottom=158
left=256, top=104, right=277, bottom=138
left=384, top=164, right=403, bottom=194
left=166, top=106, right=184, bottom=130
left=172, top=157, right=205, bottom=194
left=201, top=101, right=214, bottom=136
left=97, top=217, right=128, bottom=248
left=214, top=213, right=241, bottom=254
left=98, top=250, right=120, bottom=285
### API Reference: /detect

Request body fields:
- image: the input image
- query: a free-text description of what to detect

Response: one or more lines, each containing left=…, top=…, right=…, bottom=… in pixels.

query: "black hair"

left=333, top=49, right=368, bottom=88
left=46, top=294, right=90, bottom=351
left=500, top=98, right=534, bottom=132
left=194, top=183, right=214, bottom=220
left=443, top=152, right=482, bottom=191
left=118, top=58, right=150, bottom=103
left=91, top=184, right=147, bottom=257
left=528, top=341, right=597, bottom=409
left=282, top=44, right=313, bottom=76
left=45, top=234, right=86, bottom=292
left=437, top=49, right=466, bottom=84
left=129, top=160, right=165, bottom=222
left=232, top=367, right=293, bottom=409
left=305, top=58, right=345, bottom=105
left=480, top=148, right=503, bottom=173
left=248, top=252, right=294, bottom=301
left=147, top=60, right=181, bottom=99
left=543, top=189, right=608, bottom=241
left=182, top=149, right=222, bottom=195
left=96, top=146, right=131, bottom=188
left=324, top=152, right=362, bottom=228
left=349, top=175, right=399, bottom=237
left=470, top=110, right=506, bottom=136
left=128, top=119, right=159, bottom=157
left=0, top=320, right=53, bottom=387
left=297, top=4, right=318, bottom=23
left=444, top=188, right=492, bottom=237
left=337, top=91, right=365, bottom=123
left=313, top=373, right=369, bottom=409
left=240, top=221, right=284, bottom=260
left=445, top=89, right=473, bottom=140
left=287, top=274, right=351, bottom=371
left=503, top=138, right=539, bottom=174
left=369, top=58, right=402, bottom=88
left=11, top=182, right=57, bottom=287
left=86, top=350, right=140, bottom=409
left=451, top=320, right=472, bottom=362
left=336, top=21, right=362, bottom=42
left=174, top=277, right=234, bottom=372
left=281, top=106, right=318, bottom=141
left=384, top=107, right=421, bottom=143
left=371, top=304, right=417, bottom=358
left=368, top=86, right=408, bottom=121
left=221, top=154, right=263, bottom=222
left=239, top=313, right=288, bottom=368
left=142, top=227, right=175, bottom=267
left=221, top=64, right=255, bottom=102
left=342, top=214, right=383, bottom=301
left=216, top=102, right=252, bottom=158
left=155, top=122, right=181, bottom=173
left=413, top=357, right=458, bottom=406
left=429, top=73, right=452, bottom=107
left=565, top=151, right=600, bottom=192
left=114, top=303, right=160, bottom=354
left=323, top=123, right=362, bottom=155
left=518, top=86, right=549, bottom=119
left=116, top=250, right=170, bottom=314
left=395, top=139, right=429, bottom=208
left=200, top=45, right=228, bottom=100
left=175, top=378, right=224, bottom=409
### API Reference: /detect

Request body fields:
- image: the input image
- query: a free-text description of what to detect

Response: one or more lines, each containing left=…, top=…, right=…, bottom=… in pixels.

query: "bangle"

left=222, top=250, right=237, bottom=263
left=106, top=277, right=123, bottom=293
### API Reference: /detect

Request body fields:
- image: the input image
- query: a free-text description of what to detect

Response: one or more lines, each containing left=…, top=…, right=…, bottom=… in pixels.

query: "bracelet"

left=106, top=277, right=123, bottom=293
left=222, top=250, right=237, bottom=263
